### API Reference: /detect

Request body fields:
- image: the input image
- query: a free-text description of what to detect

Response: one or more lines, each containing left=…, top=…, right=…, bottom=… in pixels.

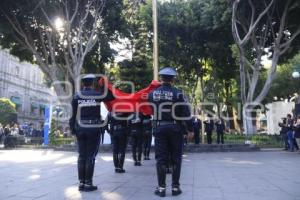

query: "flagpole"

left=152, top=0, right=159, bottom=81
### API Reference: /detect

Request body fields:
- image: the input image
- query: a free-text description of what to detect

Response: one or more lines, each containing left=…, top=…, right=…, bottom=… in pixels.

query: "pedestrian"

left=286, top=114, right=295, bottom=152
left=215, top=118, right=225, bottom=144
left=193, top=117, right=201, bottom=144
left=149, top=67, right=193, bottom=197
left=108, top=112, right=129, bottom=173
left=11, top=123, right=19, bottom=135
left=0, top=123, right=3, bottom=145
left=142, top=114, right=152, bottom=160
left=279, top=118, right=289, bottom=150
left=294, top=116, right=300, bottom=151
left=129, top=112, right=144, bottom=166
left=100, top=124, right=105, bottom=144
left=204, top=115, right=214, bottom=144
left=3, top=124, right=12, bottom=148
left=69, top=74, right=114, bottom=192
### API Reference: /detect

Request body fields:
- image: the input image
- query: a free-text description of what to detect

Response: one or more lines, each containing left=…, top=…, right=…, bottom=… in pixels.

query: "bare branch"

left=69, top=0, right=79, bottom=24
left=40, top=7, right=55, bottom=30
left=275, top=0, right=291, bottom=47
left=231, top=1, right=242, bottom=44
left=38, top=28, right=49, bottom=65
left=241, top=0, right=274, bottom=45
left=280, top=27, right=300, bottom=55
left=248, top=0, right=255, bottom=28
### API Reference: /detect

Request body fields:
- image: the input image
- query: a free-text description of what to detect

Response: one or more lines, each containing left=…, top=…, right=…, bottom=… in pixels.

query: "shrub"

left=0, top=98, right=17, bottom=125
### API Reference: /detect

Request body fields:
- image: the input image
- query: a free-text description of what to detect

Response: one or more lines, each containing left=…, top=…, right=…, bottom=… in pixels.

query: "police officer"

left=279, top=118, right=289, bottom=150
left=204, top=115, right=214, bottom=144
left=142, top=114, right=152, bottom=160
left=108, top=112, right=129, bottom=173
left=149, top=67, right=193, bottom=197
left=69, top=74, right=113, bottom=192
left=215, top=118, right=225, bottom=144
left=129, top=113, right=144, bottom=166
left=193, top=117, right=201, bottom=144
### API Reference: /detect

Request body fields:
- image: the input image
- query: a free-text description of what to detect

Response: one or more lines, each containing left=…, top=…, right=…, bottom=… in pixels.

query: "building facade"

left=0, top=49, right=55, bottom=129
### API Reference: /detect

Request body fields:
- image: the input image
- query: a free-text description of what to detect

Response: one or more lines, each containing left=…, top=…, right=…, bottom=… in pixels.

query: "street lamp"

left=292, top=64, right=300, bottom=78
left=292, top=64, right=300, bottom=116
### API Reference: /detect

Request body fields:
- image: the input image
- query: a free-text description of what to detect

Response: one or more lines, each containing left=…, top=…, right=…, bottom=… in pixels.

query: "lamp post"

left=152, top=0, right=159, bottom=80
left=292, top=64, right=300, bottom=116
left=292, top=64, right=300, bottom=78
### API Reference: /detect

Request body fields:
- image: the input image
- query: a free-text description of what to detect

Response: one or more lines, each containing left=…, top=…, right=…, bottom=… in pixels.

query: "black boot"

left=172, top=164, right=182, bottom=196
left=84, top=180, right=98, bottom=192
left=143, top=148, right=147, bottom=159
left=155, top=164, right=166, bottom=197
left=137, top=152, right=142, bottom=166
left=77, top=157, right=85, bottom=191
left=146, top=148, right=151, bottom=160
left=84, top=158, right=97, bottom=192
left=113, top=153, right=120, bottom=172
left=172, top=186, right=182, bottom=196
left=133, top=153, right=138, bottom=166
left=155, top=187, right=166, bottom=197
left=118, top=154, right=126, bottom=173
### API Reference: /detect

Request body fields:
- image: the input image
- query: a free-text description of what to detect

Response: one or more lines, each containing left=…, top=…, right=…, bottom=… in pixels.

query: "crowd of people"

left=0, top=122, right=43, bottom=148
left=279, top=113, right=300, bottom=152
left=0, top=123, right=23, bottom=148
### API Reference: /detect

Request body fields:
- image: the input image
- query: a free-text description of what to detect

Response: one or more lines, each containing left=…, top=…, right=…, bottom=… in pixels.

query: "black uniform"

left=108, top=112, right=129, bottom=173
left=204, top=119, right=214, bottom=144
left=69, top=87, right=113, bottom=191
left=142, top=115, right=152, bottom=160
left=279, top=119, right=289, bottom=150
left=193, top=117, right=201, bottom=144
left=215, top=119, right=225, bottom=144
left=149, top=82, right=193, bottom=191
left=129, top=113, right=144, bottom=166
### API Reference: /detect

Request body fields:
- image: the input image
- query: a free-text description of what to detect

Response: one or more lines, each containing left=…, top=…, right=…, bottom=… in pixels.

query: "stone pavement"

left=0, top=150, right=299, bottom=200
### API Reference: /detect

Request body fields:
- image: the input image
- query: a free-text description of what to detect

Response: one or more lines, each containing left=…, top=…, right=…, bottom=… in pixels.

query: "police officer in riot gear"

left=149, top=67, right=193, bottom=197
left=108, top=112, right=129, bottom=173
left=129, top=113, right=144, bottom=166
left=142, top=114, right=152, bottom=160
left=69, top=74, right=113, bottom=192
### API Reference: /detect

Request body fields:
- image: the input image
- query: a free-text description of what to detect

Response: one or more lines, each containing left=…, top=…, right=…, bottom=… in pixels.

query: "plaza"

left=0, top=149, right=299, bottom=200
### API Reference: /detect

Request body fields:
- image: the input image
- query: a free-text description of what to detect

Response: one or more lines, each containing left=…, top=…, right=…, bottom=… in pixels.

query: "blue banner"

left=43, top=105, right=51, bottom=146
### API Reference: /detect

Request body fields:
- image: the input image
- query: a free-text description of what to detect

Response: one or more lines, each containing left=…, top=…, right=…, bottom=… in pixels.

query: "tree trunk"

left=242, top=105, right=256, bottom=135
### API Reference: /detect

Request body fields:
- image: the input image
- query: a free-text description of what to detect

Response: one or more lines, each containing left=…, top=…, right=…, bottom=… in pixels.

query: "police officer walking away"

left=69, top=74, right=113, bottom=192
left=129, top=113, right=144, bottom=166
left=149, top=67, right=193, bottom=197
left=142, top=114, right=152, bottom=160
left=108, top=112, right=129, bottom=173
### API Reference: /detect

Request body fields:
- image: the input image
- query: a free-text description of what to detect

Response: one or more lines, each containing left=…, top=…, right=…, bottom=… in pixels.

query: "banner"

left=43, top=105, right=52, bottom=146
left=99, top=78, right=161, bottom=115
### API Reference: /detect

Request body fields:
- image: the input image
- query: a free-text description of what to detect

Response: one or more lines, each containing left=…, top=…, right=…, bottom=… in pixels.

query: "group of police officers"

left=69, top=67, right=193, bottom=197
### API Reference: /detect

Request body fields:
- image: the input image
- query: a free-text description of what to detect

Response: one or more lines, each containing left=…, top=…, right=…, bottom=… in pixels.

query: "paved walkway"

left=0, top=149, right=299, bottom=200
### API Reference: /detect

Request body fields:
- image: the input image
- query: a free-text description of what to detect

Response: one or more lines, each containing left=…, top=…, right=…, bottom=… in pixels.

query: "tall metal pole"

left=152, top=0, right=159, bottom=81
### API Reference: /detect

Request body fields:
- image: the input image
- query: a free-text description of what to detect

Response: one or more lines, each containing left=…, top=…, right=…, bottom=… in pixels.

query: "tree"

left=114, top=0, right=153, bottom=91
left=152, top=0, right=239, bottom=116
left=0, top=98, right=17, bottom=125
left=261, top=52, right=300, bottom=103
left=0, top=0, right=123, bottom=100
left=231, top=0, right=300, bottom=134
